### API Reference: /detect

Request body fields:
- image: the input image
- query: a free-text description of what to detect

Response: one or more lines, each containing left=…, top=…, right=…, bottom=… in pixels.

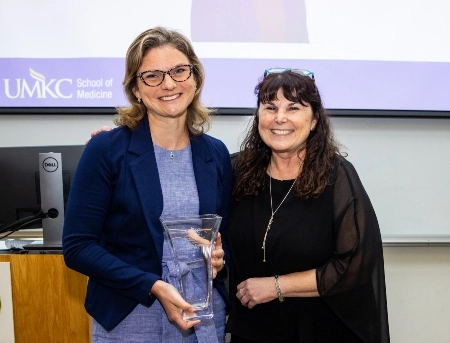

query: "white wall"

left=1, top=114, right=450, bottom=342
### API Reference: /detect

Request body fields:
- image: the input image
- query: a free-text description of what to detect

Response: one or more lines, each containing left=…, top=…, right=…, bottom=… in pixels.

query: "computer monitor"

left=0, top=145, right=85, bottom=237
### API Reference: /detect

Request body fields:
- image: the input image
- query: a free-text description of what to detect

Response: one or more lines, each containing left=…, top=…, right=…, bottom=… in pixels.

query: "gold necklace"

left=262, top=173, right=296, bottom=262
left=152, top=131, right=186, bottom=159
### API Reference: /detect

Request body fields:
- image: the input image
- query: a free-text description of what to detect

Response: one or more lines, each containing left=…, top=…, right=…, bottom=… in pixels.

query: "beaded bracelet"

left=274, top=275, right=285, bottom=303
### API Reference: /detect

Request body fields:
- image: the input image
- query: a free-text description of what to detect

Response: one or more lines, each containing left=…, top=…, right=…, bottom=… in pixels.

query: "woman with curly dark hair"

left=227, top=69, right=390, bottom=343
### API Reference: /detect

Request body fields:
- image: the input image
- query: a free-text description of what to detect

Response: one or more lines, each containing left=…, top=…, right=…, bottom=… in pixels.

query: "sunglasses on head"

left=263, top=68, right=314, bottom=80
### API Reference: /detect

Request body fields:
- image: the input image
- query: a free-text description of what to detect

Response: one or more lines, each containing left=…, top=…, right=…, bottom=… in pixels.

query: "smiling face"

left=133, top=45, right=197, bottom=120
left=258, top=88, right=317, bottom=157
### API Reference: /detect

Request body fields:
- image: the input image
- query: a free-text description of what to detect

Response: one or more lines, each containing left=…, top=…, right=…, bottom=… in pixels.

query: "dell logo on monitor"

left=42, top=157, right=59, bottom=172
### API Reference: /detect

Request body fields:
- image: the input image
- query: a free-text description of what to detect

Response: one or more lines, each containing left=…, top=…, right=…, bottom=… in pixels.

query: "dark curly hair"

left=233, top=71, right=344, bottom=200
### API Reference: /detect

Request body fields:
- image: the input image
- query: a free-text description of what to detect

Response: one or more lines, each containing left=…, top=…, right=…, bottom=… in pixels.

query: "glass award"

left=160, top=214, right=222, bottom=320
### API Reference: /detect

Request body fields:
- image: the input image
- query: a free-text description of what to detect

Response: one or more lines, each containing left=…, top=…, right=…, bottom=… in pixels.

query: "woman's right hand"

left=150, top=280, right=200, bottom=330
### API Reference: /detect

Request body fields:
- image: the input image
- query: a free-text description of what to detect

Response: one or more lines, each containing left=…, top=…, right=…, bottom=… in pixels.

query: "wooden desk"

left=0, top=254, right=90, bottom=343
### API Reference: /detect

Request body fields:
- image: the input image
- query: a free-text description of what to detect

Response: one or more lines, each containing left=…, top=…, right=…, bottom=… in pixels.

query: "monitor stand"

left=23, top=152, right=65, bottom=253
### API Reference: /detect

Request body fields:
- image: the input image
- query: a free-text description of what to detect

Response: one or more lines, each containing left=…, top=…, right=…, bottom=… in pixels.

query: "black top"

left=226, top=155, right=390, bottom=343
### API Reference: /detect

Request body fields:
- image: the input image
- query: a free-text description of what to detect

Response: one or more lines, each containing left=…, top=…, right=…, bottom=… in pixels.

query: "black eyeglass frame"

left=137, top=64, right=193, bottom=87
left=263, top=68, right=315, bottom=80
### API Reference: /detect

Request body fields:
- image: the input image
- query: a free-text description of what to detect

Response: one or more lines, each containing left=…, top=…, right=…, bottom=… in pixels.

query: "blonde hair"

left=114, top=27, right=212, bottom=134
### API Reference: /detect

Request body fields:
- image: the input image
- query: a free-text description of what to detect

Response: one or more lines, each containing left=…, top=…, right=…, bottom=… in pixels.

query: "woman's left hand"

left=236, top=277, right=278, bottom=309
left=211, top=233, right=226, bottom=279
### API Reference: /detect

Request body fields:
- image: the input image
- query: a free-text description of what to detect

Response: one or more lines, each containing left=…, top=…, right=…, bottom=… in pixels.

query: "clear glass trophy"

left=160, top=214, right=222, bottom=320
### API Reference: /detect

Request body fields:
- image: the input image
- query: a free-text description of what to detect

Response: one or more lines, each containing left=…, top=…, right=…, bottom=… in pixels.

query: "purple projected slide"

left=0, top=58, right=449, bottom=112
left=0, top=0, right=449, bottom=115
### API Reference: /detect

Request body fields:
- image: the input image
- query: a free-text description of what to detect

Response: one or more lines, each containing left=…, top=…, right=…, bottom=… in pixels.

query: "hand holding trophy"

left=160, top=214, right=222, bottom=321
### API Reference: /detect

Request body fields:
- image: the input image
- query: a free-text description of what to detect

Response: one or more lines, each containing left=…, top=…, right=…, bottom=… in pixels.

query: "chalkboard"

left=331, top=117, right=450, bottom=244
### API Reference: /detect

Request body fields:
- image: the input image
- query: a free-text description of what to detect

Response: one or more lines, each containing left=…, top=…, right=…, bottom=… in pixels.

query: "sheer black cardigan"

left=228, top=153, right=390, bottom=343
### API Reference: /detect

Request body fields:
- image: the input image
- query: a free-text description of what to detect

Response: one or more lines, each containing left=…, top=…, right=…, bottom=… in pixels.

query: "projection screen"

left=1, top=0, right=449, bottom=116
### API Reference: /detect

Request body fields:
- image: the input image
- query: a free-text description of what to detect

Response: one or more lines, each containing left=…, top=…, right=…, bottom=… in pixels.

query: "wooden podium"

left=0, top=253, right=90, bottom=343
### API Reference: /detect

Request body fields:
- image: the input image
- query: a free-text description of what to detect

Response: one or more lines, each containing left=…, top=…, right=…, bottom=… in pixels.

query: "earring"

left=138, top=98, right=141, bottom=103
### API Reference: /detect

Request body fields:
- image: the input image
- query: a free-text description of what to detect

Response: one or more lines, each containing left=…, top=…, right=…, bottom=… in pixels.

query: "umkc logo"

left=42, top=157, right=59, bottom=173
left=4, top=68, right=72, bottom=99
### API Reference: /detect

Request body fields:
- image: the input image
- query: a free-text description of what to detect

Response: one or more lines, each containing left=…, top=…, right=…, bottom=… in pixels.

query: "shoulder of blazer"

left=191, top=133, right=229, bottom=162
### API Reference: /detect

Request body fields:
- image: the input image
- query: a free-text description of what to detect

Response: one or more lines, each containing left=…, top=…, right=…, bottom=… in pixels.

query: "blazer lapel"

left=191, top=135, right=218, bottom=215
left=128, top=117, right=164, bottom=260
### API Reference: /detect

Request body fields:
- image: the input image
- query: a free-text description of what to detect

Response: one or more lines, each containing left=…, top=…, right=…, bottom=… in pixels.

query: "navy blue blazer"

left=63, top=116, right=233, bottom=331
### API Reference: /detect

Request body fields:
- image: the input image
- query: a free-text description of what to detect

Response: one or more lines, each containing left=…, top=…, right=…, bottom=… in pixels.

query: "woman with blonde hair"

left=63, top=27, right=232, bottom=343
